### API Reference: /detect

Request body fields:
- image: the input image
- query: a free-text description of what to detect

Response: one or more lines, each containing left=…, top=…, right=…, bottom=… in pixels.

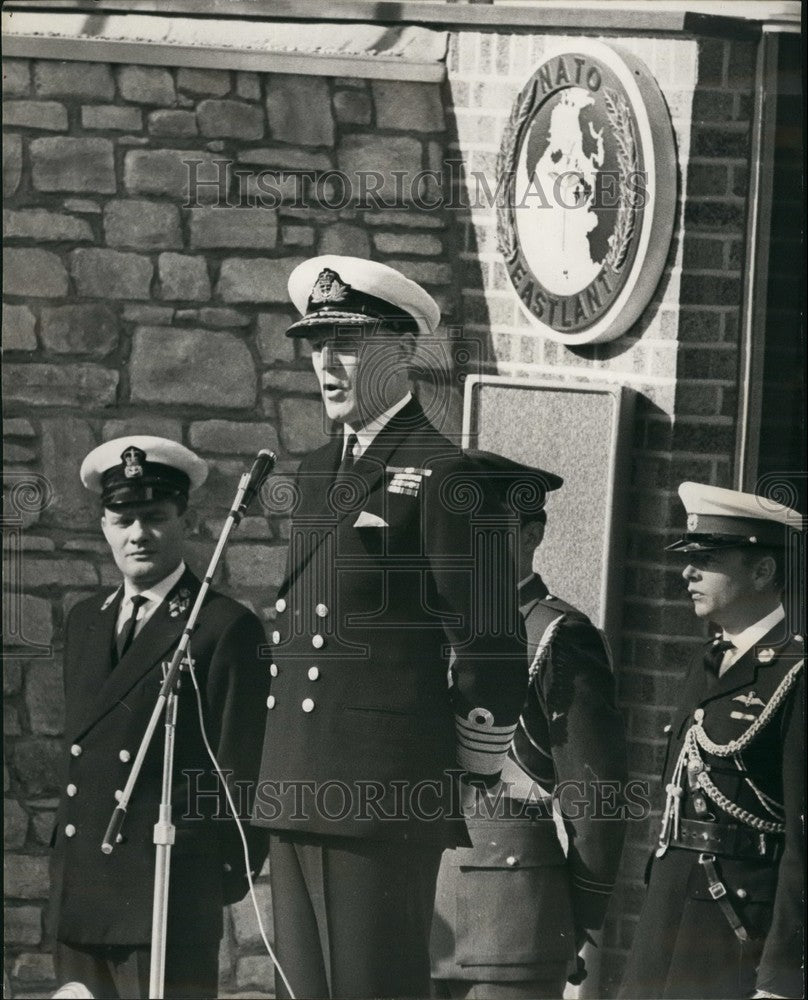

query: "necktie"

left=116, top=595, right=148, bottom=661
left=338, top=432, right=359, bottom=476
left=703, top=638, right=735, bottom=676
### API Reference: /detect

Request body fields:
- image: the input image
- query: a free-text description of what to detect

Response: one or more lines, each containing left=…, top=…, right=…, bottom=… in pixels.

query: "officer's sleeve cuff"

left=455, top=709, right=517, bottom=775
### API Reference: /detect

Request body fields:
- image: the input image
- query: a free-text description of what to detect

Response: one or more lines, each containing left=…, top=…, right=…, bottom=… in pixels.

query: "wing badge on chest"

left=387, top=466, right=432, bottom=497
left=730, top=689, right=766, bottom=722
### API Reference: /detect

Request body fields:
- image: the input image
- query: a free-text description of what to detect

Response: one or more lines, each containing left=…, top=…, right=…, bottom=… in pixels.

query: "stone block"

left=4, top=419, right=35, bottom=438
left=130, top=327, right=255, bottom=409
left=190, top=420, right=279, bottom=454
left=103, top=416, right=182, bottom=441
left=40, top=416, right=98, bottom=528
left=198, top=99, right=264, bottom=139
left=122, top=304, right=173, bottom=324
left=81, top=104, right=143, bottom=131
left=318, top=223, right=370, bottom=257
left=266, top=75, right=334, bottom=146
left=25, top=660, right=65, bottom=736
left=278, top=397, right=328, bottom=454
left=2, top=304, right=37, bottom=351
left=71, top=248, right=152, bottom=299
left=3, top=248, right=68, bottom=298
left=124, top=149, right=224, bottom=201
left=282, top=225, right=315, bottom=247
left=4, top=208, right=93, bottom=243
left=256, top=314, right=295, bottom=363
left=217, top=257, right=303, bottom=304
left=3, top=59, right=30, bottom=96
left=11, top=951, right=55, bottom=984
left=235, top=954, right=275, bottom=992
left=189, top=206, right=277, bottom=250
left=12, top=739, right=62, bottom=798
left=4, top=799, right=28, bottom=849
left=104, top=199, right=182, bottom=250
left=4, top=362, right=117, bottom=409
left=262, top=369, right=319, bottom=395
left=236, top=72, right=261, bottom=101
left=237, top=146, right=332, bottom=171
left=31, top=808, right=56, bottom=846
left=230, top=882, right=271, bottom=946
left=158, top=253, right=211, bottom=301
left=148, top=109, right=198, bottom=137
left=3, top=854, right=49, bottom=899
left=40, top=303, right=118, bottom=356
left=384, top=258, right=452, bottom=286
left=225, top=544, right=286, bottom=589
left=5, top=594, right=52, bottom=649
left=3, top=133, right=22, bottom=196
left=3, top=905, right=41, bottom=946
left=333, top=89, right=371, bottom=125
left=374, top=232, right=442, bottom=256
left=372, top=80, right=445, bottom=131
left=25, top=559, right=96, bottom=589
left=7, top=444, right=36, bottom=464
left=63, top=198, right=101, bottom=214
left=31, top=136, right=115, bottom=193
left=6, top=703, right=21, bottom=736
left=198, top=308, right=249, bottom=327
left=178, top=67, right=231, bottom=96
left=2, top=100, right=67, bottom=131
left=118, top=65, right=176, bottom=106
left=34, top=60, right=114, bottom=100
left=337, top=134, right=422, bottom=192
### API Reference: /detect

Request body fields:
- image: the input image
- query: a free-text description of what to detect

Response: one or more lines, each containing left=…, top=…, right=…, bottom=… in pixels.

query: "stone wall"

left=3, top=24, right=761, bottom=1000
left=2, top=57, right=457, bottom=999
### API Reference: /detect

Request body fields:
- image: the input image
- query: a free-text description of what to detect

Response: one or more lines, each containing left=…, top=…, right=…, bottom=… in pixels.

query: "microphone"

left=237, top=449, right=277, bottom=518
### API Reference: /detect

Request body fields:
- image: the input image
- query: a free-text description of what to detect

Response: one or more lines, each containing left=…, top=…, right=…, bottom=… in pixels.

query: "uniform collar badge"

left=101, top=588, right=120, bottom=611
left=168, top=587, right=191, bottom=619
left=121, top=445, right=146, bottom=479
left=756, top=647, right=775, bottom=664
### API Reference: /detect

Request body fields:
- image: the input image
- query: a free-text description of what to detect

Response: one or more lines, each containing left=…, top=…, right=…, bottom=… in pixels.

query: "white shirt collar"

left=122, top=561, right=186, bottom=608
left=722, top=604, right=785, bottom=666
left=344, top=391, right=412, bottom=459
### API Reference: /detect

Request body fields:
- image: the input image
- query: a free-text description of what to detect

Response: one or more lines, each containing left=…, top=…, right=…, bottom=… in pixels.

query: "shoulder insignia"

left=757, top=647, right=775, bottom=664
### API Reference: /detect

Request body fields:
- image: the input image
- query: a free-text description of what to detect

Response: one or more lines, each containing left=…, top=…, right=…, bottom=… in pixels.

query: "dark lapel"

left=69, top=587, right=123, bottom=727
left=518, top=573, right=549, bottom=617
left=700, top=618, right=791, bottom=706
left=72, top=568, right=200, bottom=741
left=281, top=397, right=432, bottom=591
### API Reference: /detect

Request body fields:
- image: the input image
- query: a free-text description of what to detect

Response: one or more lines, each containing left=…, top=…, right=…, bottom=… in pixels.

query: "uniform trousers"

left=432, top=978, right=565, bottom=999
left=269, top=831, right=444, bottom=999
left=54, top=939, right=218, bottom=999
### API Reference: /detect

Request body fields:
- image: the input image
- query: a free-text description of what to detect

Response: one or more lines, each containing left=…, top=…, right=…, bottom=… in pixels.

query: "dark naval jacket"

left=620, top=619, right=805, bottom=1000
left=253, top=398, right=527, bottom=845
left=50, top=567, right=269, bottom=947
left=431, top=573, right=627, bottom=983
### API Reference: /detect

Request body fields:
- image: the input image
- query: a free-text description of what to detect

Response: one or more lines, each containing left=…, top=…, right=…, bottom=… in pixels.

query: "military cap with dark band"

left=666, top=481, right=801, bottom=552
left=286, top=255, right=440, bottom=339
left=467, top=449, right=563, bottom=523
left=80, top=436, right=208, bottom=508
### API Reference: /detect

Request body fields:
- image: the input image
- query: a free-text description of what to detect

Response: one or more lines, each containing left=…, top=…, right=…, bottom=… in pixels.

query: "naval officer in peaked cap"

left=252, top=257, right=528, bottom=999
left=431, top=451, right=628, bottom=999
left=620, top=482, right=804, bottom=1000
left=50, top=436, right=269, bottom=999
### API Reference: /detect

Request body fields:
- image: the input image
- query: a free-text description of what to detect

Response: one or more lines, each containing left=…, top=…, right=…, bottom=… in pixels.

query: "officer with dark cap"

left=50, top=436, right=269, bottom=999
left=620, top=482, right=805, bottom=1000
left=252, top=257, right=527, bottom=999
left=431, top=450, right=628, bottom=999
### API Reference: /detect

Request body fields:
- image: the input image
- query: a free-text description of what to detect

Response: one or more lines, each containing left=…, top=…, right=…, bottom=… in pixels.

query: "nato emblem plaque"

left=497, top=40, right=676, bottom=345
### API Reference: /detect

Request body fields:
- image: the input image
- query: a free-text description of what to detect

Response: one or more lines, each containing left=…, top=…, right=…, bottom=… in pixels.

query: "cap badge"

left=121, top=446, right=146, bottom=479
left=310, top=268, right=349, bottom=305
left=687, top=513, right=699, bottom=531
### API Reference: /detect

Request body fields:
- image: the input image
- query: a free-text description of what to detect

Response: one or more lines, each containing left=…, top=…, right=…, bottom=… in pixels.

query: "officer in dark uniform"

left=50, top=437, right=269, bottom=999
left=252, top=257, right=527, bottom=999
left=620, top=481, right=805, bottom=1000
left=431, top=451, right=628, bottom=998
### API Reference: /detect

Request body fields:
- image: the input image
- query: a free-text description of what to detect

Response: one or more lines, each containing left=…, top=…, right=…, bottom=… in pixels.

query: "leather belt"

left=698, top=853, right=749, bottom=943
left=669, top=818, right=783, bottom=861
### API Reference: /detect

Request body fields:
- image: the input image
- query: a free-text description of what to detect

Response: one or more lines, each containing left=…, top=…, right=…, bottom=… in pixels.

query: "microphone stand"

left=101, top=451, right=275, bottom=999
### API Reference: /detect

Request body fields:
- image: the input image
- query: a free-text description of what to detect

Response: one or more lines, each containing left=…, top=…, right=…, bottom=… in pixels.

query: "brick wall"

left=445, top=28, right=757, bottom=993
left=3, top=25, right=761, bottom=999
left=2, top=58, right=458, bottom=999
